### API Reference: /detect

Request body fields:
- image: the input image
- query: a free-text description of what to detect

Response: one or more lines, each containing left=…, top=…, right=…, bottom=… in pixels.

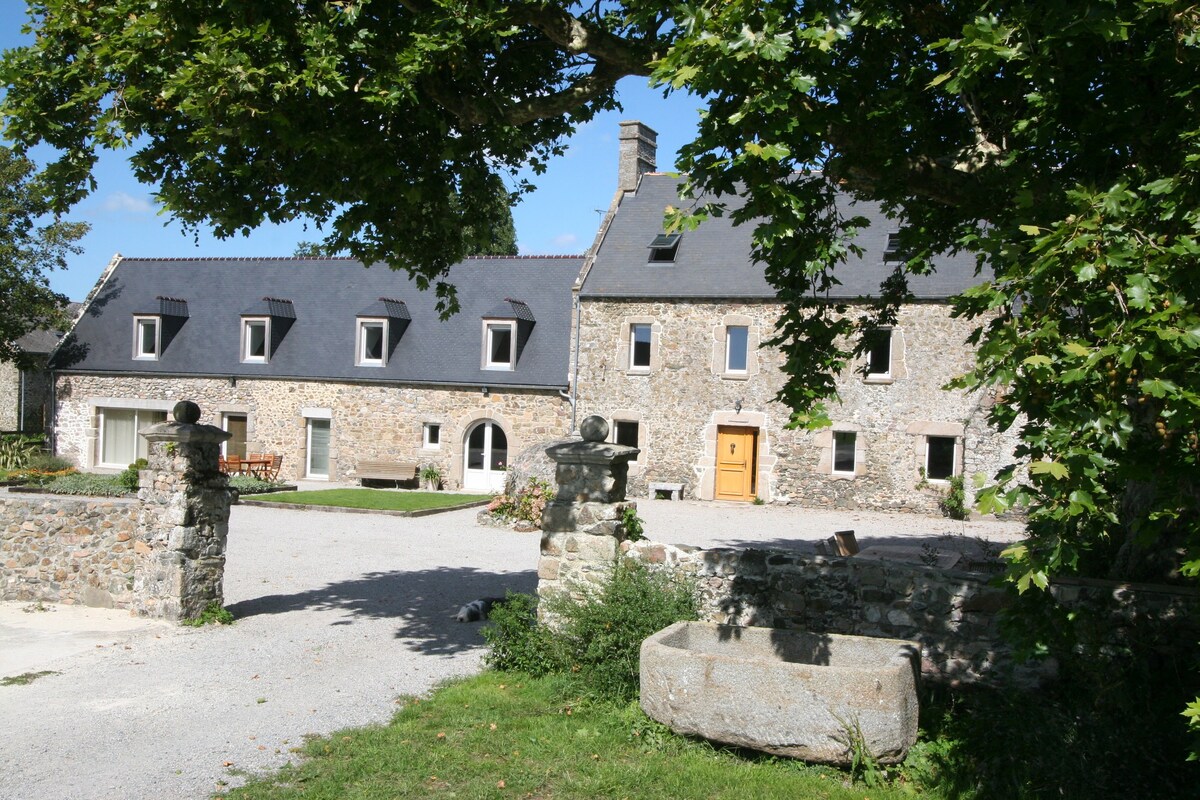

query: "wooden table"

left=221, top=457, right=273, bottom=478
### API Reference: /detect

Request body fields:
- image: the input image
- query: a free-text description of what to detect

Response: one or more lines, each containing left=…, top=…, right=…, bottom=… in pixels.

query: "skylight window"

left=647, top=233, right=681, bottom=263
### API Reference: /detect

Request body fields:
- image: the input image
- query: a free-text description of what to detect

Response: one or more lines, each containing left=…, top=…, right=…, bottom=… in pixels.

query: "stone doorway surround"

left=696, top=409, right=776, bottom=502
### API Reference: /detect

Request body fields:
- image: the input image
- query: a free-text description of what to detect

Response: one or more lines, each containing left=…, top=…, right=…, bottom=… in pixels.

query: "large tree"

left=0, top=145, right=88, bottom=367
left=4, top=0, right=1199, bottom=707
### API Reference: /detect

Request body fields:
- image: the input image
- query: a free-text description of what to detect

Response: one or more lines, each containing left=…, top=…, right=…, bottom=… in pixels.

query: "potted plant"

left=419, top=464, right=442, bottom=491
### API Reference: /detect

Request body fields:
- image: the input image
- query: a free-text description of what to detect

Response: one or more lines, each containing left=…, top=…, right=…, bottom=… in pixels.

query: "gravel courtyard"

left=0, top=497, right=1023, bottom=799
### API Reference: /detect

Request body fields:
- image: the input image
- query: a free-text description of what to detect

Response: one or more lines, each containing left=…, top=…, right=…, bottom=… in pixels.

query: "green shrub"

left=939, top=475, right=968, bottom=520
left=117, top=458, right=149, bottom=493
left=484, top=559, right=698, bottom=703
left=26, top=453, right=73, bottom=473
left=181, top=601, right=234, bottom=627
left=0, top=435, right=43, bottom=470
left=227, top=474, right=286, bottom=494
left=482, top=591, right=566, bottom=674
left=620, top=504, right=645, bottom=541
left=41, top=472, right=129, bottom=497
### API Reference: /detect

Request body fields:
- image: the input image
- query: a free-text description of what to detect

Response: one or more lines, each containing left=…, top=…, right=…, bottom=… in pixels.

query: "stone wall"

left=0, top=495, right=140, bottom=607
left=0, top=362, right=18, bottom=431
left=574, top=298, right=1020, bottom=512
left=539, top=532, right=1200, bottom=684
left=54, top=373, right=570, bottom=486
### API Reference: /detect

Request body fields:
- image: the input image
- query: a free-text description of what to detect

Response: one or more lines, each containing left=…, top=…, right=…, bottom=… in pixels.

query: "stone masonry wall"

left=54, top=374, right=570, bottom=486
left=539, top=533, right=1200, bottom=684
left=0, top=362, right=19, bottom=431
left=1, top=495, right=140, bottom=607
left=575, top=298, right=1020, bottom=512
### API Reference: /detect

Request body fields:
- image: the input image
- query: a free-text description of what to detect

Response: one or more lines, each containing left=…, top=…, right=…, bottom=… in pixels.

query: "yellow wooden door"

left=715, top=426, right=757, bottom=501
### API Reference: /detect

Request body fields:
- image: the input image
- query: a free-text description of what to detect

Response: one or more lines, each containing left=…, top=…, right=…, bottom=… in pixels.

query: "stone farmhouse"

left=45, top=121, right=1017, bottom=510
left=49, top=255, right=582, bottom=492
left=572, top=123, right=1018, bottom=513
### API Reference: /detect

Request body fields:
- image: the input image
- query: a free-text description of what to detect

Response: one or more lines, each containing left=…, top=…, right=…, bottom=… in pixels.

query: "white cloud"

left=552, top=232, right=579, bottom=248
left=101, top=191, right=154, bottom=213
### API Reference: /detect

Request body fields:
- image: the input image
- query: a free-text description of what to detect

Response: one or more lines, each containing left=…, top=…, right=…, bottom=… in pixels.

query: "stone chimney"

left=618, top=120, right=658, bottom=192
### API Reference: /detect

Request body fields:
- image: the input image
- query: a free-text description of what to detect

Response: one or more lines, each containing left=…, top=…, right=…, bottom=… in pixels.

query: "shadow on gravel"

left=225, top=567, right=537, bottom=657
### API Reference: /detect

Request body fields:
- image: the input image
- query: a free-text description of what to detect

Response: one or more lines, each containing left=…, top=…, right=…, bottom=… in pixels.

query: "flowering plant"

left=487, top=477, right=553, bottom=526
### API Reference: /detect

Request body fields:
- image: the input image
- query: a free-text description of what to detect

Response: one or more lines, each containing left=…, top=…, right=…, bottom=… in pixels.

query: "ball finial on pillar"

left=172, top=400, right=202, bottom=425
left=579, top=415, right=609, bottom=443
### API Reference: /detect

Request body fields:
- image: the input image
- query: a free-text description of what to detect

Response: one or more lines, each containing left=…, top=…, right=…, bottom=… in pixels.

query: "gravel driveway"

left=0, top=503, right=540, bottom=800
left=0, top=497, right=1023, bottom=799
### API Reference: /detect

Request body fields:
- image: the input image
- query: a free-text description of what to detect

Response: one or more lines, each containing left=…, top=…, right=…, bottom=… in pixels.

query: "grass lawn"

left=255, top=488, right=488, bottom=512
left=224, top=671, right=910, bottom=800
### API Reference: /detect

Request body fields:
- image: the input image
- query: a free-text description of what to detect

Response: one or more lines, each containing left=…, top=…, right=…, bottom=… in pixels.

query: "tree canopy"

left=0, top=146, right=88, bottom=367
left=4, top=0, right=1200, bottom=686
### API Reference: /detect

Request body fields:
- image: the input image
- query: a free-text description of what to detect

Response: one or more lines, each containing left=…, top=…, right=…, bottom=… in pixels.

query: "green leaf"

left=1029, top=460, right=1069, bottom=479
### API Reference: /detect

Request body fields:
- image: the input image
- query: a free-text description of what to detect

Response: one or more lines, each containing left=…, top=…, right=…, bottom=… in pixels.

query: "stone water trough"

left=640, top=622, right=920, bottom=765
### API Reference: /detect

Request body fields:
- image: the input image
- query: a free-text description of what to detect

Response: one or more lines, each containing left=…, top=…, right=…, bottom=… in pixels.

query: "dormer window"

left=481, top=298, right=534, bottom=371
left=242, top=317, right=270, bottom=363
left=883, top=232, right=904, bottom=263
left=133, top=316, right=160, bottom=360
left=355, top=297, right=409, bottom=368
left=240, top=297, right=296, bottom=365
left=483, top=320, right=516, bottom=370
left=356, top=319, right=387, bottom=367
left=648, top=233, right=681, bottom=263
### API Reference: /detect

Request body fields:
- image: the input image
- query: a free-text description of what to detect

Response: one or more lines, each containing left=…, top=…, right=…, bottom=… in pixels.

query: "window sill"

left=625, top=369, right=651, bottom=376
left=720, top=372, right=750, bottom=381
left=482, top=365, right=515, bottom=372
left=863, top=375, right=893, bottom=385
left=830, top=472, right=857, bottom=481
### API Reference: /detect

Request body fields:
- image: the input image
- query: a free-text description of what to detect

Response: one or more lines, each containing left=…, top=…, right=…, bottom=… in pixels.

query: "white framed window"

left=356, top=318, right=387, bottom=367
left=96, top=407, right=169, bottom=468
left=925, top=436, right=958, bottom=481
left=725, top=325, right=749, bottom=374
left=865, top=328, right=892, bottom=379
left=242, top=317, right=270, bottom=363
left=629, top=323, right=652, bottom=371
left=133, top=316, right=160, bottom=360
left=483, top=320, right=516, bottom=370
left=306, top=417, right=331, bottom=479
left=832, top=431, right=857, bottom=475
left=423, top=423, right=441, bottom=449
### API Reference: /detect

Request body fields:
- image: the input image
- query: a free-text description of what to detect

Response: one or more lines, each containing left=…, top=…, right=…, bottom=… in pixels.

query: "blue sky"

left=1, top=1, right=702, bottom=301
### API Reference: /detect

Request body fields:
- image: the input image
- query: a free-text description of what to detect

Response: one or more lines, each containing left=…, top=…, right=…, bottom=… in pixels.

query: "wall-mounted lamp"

left=481, top=386, right=490, bottom=397
left=229, top=376, right=237, bottom=388
left=734, top=398, right=743, bottom=414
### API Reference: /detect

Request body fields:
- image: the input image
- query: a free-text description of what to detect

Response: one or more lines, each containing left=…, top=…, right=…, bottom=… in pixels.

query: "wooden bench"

left=354, top=460, right=419, bottom=485
left=648, top=481, right=685, bottom=500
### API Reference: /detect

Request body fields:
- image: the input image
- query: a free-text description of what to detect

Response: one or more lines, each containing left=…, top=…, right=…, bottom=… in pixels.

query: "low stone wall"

left=537, top=536, right=1200, bottom=685
left=1, top=495, right=140, bottom=607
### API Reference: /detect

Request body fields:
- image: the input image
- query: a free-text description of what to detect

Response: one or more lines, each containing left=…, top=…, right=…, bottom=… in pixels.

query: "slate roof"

left=15, top=302, right=84, bottom=355
left=580, top=174, right=985, bottom=300
left=53, top=256, right=582, bottom=389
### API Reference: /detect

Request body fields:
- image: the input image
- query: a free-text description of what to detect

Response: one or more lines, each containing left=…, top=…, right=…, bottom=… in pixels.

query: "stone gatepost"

left=132, top=400, right=232, bottom=621
left=538, top=416, right=639, bottom=612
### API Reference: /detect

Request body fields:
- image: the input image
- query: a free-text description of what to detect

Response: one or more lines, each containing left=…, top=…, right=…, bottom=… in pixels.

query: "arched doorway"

left=463, top=421, right=508, bottom=492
